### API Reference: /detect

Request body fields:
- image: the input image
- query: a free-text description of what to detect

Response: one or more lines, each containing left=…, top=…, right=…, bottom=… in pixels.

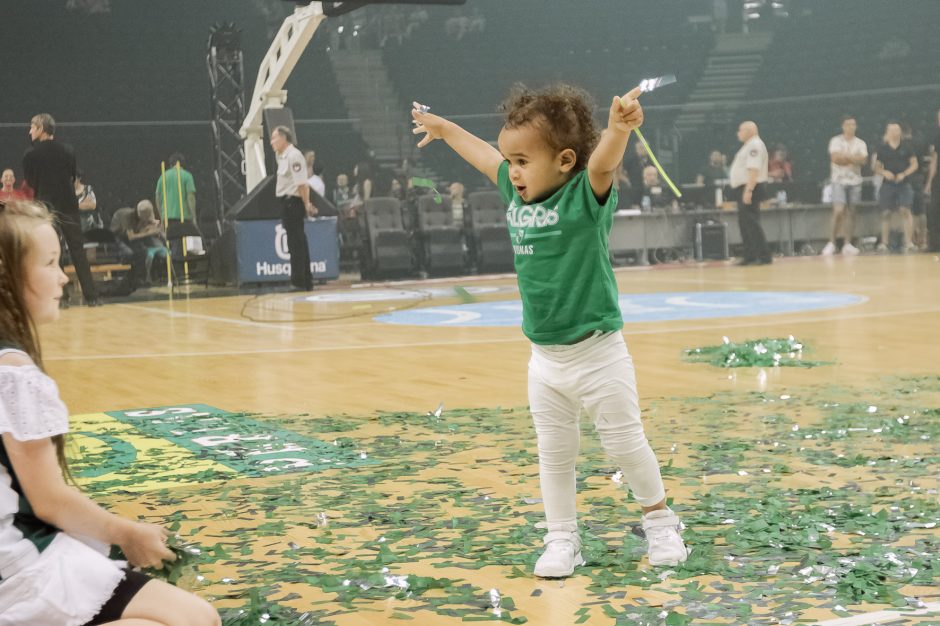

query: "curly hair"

left=0, top=200, right=71, bottom=479
left=500, top=83, right=600, bottom=172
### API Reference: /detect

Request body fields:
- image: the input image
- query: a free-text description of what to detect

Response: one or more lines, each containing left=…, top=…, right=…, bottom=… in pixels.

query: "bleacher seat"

left=466, top=191, right=513, bottom=273
left=362, top=198, right=412, bottom=278
left=416, top=194, right=464, bottom=275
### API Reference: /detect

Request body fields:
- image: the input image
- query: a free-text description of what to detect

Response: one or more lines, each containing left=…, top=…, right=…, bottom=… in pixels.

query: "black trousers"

left=733, top=183, right=772, bottom=262
left=56, top=209, right=98, bottom=301
left=929, top=185, right=940, bottom=252
left=281, top=196, right=312, bottom=289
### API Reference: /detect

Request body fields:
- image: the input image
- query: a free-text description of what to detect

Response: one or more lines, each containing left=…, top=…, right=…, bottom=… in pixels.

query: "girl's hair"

left=0, top=200, right=71, bottom=478
left=500, top=83, right=600, bottom=172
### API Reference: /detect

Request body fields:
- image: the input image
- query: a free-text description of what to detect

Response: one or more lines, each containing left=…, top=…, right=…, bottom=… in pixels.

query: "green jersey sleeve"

left=580, top=171, right=618, bottom=223
left=496, top=160, right=514, bottom=205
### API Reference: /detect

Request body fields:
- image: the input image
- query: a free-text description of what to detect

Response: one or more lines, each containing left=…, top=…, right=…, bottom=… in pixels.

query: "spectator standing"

left=622, top=140, right=650, bottom=208
left=304, top=150, right=326, bottom=198
left=875, top=122, right=918, bottom=253
left=904, top=123, right=931, bottom=250
left=729, top=121, right=772, bottom=265
left=155, top=153, right=196, bottom=223
left=927, top=108, right=940, bottom=252
left=74, top=170, right=102, bottom=232
left=822, top=115, right=867, bottom=256
left=22, top=113, right=98, bottom=305
left=271, top=126, right=316, bottom=291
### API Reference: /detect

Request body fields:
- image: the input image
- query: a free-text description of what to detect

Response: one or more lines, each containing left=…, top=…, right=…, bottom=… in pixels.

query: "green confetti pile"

left=683, top=336, right=830, bottom=368
left=219, top=588, right=321, bottom=625
left=70, top=376, right=940, bottom=625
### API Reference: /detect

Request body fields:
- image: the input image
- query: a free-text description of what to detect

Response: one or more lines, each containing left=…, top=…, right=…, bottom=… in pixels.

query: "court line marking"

left=47, top=304, right=940, bottom=362
left=111, top=302, right=401, bottom=332
left=813, top=602, right=940, bottom=625
left=637, top=274, right=892, bottom=293
left=114, top=303, right=293, bottom=329
left=117, top=286, right=873, bottom=330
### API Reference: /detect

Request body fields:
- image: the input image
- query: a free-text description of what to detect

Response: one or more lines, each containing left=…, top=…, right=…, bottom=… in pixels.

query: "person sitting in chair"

left=119, top=200, right=167, bottom=286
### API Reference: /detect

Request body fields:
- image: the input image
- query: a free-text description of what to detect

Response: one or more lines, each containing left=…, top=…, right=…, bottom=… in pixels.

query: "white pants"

left=528, top=331, right=666, bottom=532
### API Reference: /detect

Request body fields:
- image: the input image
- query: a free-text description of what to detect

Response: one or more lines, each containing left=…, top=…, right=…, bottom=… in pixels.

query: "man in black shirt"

left=874, top=122, right=918, bottom=253
left=623, top=140, right=651, bottom=208
left=927, top=108, right=940, bottom=252
left=903, top=123, right=930, bottom=250
left=22, top=113, right=98, bottom=305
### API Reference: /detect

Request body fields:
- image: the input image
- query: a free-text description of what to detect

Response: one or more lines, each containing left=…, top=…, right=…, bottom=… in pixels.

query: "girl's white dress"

left=0, top=351, right=126, bottom=625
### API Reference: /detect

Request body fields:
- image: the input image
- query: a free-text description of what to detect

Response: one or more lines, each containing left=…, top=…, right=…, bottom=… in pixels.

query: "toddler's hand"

left=411, top=102, right=447, bottom=148
left=610, top=87, right=644, bottom=134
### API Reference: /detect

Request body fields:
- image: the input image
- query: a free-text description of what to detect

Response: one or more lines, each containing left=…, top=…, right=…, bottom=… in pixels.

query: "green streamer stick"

left=410, top=177, right=442, bottom=203
left=633, top=128, right=682, bottom=198
left=622, top=74, right=682, bottom=198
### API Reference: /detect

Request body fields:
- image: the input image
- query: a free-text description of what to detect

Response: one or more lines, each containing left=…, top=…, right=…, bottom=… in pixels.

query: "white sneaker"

left=905, top=243, right=919, bottom=254
left=642, top=509, right=689, bottom=567
left=876, top=243, right=889, bottom=253
left=533, top=530, right=585, bottom=577
left=820, top=241, right=837, bottom=256
left=842, top=242, right=860, bottom=256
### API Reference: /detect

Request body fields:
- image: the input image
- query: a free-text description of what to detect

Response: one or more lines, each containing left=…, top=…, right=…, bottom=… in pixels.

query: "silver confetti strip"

left=489, top=588, right=502, bottom=616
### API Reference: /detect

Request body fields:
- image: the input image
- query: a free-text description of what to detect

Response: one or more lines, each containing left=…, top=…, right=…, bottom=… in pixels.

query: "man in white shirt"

left=824, top=116, right=868, bottom=256
left=305, top=150, right=326, bottom=197
left=729, top=121, right=772, bottom=265
left=271, top=126, right=317, bottom=291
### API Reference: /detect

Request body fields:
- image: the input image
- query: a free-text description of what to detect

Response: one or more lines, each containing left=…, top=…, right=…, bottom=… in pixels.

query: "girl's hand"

left=117, top=521, right=175, bottom=569
left=610, top=87, right=644, bottom=134
left=411, top=102, right=448, bottom=147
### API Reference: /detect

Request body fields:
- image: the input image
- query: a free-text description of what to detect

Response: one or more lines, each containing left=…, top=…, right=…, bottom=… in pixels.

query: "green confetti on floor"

left=683, top=336, right=830, bottom=368
left=69, top=376, right=939, bottom=625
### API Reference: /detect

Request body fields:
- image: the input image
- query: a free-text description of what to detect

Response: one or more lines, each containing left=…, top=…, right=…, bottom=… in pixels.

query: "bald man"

left=729, top=121, right=772, bottom=265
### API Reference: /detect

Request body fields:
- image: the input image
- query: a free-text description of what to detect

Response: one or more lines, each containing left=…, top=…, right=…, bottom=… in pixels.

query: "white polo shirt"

left=275, top=144, right=308, bottom=198
left=828, top=134, right=868, bottom=186
left=730, top=136, right=768, bottom=189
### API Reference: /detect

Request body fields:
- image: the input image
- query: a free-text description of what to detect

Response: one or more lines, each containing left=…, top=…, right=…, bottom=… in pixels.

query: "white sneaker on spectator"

left=842, top=242, right=860, bottom=256
left=821, top=241, right=837, bottom=256
left=642, top=509, right=689, bottom=567
left=876, top=243, right=889, bottom=253
left=533, top=530, right=584, bottom=577
left=905, top=243, right=919, bottom=254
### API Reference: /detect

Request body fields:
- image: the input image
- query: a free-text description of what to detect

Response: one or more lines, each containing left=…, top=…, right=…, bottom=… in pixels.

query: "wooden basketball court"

left=44, top=254, right=939, bottom=625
